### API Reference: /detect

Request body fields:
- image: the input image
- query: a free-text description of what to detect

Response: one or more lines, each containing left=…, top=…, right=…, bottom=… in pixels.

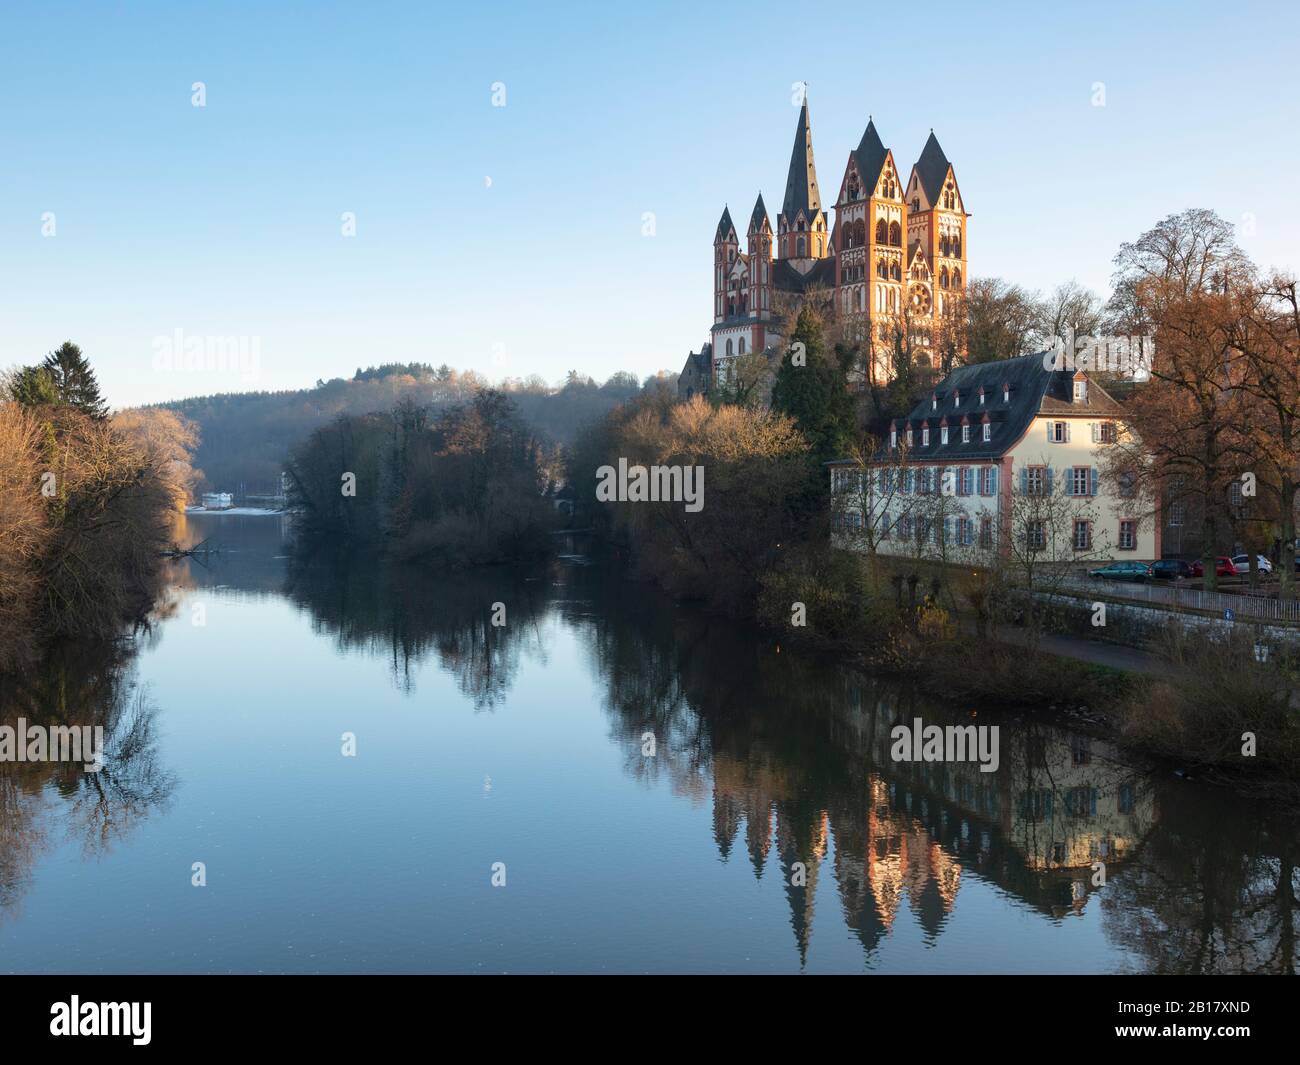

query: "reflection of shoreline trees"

left=283, top=554, right=551, bottom=709
left=567, top=568, right=1299, bottom=970
left=1102, top=783, right=1299, bottom=974
left=0, top=642, right=177, bottom=922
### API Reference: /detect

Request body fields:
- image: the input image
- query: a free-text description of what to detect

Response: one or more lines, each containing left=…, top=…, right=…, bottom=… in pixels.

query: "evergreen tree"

left=6, top=366, right=58, bottom=407
left=770, top=306, right=855, bottom=463
left=41, top=341, right=108, bottom=417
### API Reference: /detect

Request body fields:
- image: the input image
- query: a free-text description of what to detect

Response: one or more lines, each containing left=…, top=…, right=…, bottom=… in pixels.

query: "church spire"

left=777, top=96, right=827, bottom=262
left=780, top=98, right=821, bottom=222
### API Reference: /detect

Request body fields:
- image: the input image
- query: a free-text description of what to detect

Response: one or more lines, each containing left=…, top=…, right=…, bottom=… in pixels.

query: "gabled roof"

left=715, top=206, right=737, bottom=243
left=749, top=192, right=771, bottom=233
left=852, top=119, right=889, bottom=194
left=773, top=256, right=837, bottom=293
left=912, top=130, right=951, bottom=206
left=780, top=101, right=822, bottom=223
left=830, top=353, right=1125, bottom=464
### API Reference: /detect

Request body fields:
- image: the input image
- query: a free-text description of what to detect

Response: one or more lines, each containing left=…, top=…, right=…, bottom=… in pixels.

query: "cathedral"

left=679, top=98, right=968, bottom=398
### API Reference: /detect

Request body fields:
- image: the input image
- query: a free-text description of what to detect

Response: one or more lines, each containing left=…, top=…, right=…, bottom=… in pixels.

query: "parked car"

left=1150, top=558, right=1194, bottom=581
left=1231, top=554, right=1272, bottom=574
left=1088, top=561, right=1151, bottom=582
left=1191, top=556, right=1236, bottom=578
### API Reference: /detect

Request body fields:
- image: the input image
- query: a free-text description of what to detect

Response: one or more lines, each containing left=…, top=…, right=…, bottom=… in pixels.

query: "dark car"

left=1088, top=561, right=1151, bottom=582
left=1150, top=558, right=1194, bottom=581
left=1191, top=556, right=1236, bottom=578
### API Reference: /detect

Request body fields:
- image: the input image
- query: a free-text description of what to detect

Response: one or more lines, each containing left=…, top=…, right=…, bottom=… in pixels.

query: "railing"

left=1054, top=574, right=1300, bottom=624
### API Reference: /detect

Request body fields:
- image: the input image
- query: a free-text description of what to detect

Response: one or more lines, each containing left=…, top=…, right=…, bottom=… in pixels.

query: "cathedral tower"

left=747, top=193, right=773, bottom=338
left=777, top=99, right=828, bottom=267
left=906, top=131, right=968, bottom=321
left=713, top=205, right=739, bottom=324
left=834, top=118, right=907, bottom=385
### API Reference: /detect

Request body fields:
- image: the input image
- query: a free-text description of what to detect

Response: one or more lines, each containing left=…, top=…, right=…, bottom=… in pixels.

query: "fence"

left=1055, top=574, right=1300, bottom=624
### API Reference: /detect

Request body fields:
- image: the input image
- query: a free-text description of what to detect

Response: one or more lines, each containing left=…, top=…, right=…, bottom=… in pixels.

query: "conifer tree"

left=770, top=306, right=855, bottom=463
left=41, top=341, right=108, bottom=417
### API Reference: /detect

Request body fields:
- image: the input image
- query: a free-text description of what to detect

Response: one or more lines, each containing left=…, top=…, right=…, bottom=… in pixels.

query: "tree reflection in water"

left=283, top=546, right=1300, bottom=972
left=0, top=641, right=177, bottom=922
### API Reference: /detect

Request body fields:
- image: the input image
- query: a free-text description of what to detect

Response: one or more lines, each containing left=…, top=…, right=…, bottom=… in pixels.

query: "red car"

left=1191, top=556, right=1236, bottom=578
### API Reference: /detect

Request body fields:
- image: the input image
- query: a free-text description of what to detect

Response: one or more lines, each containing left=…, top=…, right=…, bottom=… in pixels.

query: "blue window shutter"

left=1046, top=421, right=1052, bottom=442
left=1019, top=466, right=1028, bottom=494
left=1046, top=467, right=1055, bottom=494
left=1090, top=466, right=1098, bottom=496
left=990, top=466, right=999, bottom=497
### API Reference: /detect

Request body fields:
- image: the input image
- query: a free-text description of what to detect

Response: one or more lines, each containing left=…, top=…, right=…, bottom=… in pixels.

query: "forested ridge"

left=155, top=364, right=667, bottom=494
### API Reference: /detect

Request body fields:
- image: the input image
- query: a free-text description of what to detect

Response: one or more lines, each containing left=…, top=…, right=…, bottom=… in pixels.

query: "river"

left=1, top=513, right=1296, bottom=973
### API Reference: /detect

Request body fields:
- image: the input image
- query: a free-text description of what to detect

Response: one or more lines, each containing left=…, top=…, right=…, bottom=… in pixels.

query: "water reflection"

left=0, top=643, right=177, bottom=922
left=269, top=521, right=1297, bottom=972
left=2, top=513, right=1296, bottom=972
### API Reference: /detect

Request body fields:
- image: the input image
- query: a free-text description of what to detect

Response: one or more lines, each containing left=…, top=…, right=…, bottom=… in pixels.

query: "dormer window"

left=982, top=423, right=991, bottom=442
left=940, top=426, right=949, bottom=445
left=931, top=395, right=938, bottom=411
left=922, top=426, right=930, bottom=446
left=1003, top=385, right=1010, bottom=403
left=978, top=388, right=985, bottom=405
left=890, top=427, right=897, bottom=448
left=1073, top=379, right=1088, bottom=404
left=906, top=428, right=913, bottom=447
left=953, top=390, right=960, bottom=408
left=962, top=425, right=971, bottom=444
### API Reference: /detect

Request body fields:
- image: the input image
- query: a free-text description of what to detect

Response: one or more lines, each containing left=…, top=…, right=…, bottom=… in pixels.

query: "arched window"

left=952, top=268, right=962, bottom=287
left=953, top=236, right=962, bottom=258
left=875, top=219, right=888, bottom=244
left=796, top=236, right=806, bottom=257
left=940, top=235, right=950, bottom=257
left=890, top=261, right=901, bottom=281
left=738, top=337, right=746, bottom=354
left=877, top=258, right=887, bottom=279
left=856, top=288, right=864, bottom=312
left=940, top=267, right=949, bottom=289
left=725, top=339, right=733, bottom=356
left=855, top=221, right=866, bottom=247
left=888, top=221, right=901, bottom=247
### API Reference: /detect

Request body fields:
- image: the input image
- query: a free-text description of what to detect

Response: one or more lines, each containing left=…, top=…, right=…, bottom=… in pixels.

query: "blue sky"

left=1, top=0, right=1295, bottom=407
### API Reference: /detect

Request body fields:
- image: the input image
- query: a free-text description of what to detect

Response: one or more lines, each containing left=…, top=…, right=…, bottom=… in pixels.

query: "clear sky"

left=1, top=0, right=1296, bottom=408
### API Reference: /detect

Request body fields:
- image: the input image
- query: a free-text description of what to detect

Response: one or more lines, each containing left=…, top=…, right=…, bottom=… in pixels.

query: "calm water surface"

left=1, top=514, right=1296, bottom=973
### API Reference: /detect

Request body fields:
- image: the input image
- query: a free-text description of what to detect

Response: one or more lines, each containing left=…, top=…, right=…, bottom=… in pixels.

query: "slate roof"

left=780, top=101, right=822, bottom=222
left=827, top=352, right=1126, bottom=464
left=715, top=206, right=736, bottom=243
left=852, top=119, right=889, bottom=194
left=773, top=256, right=837, bottom=293
left=749, top=193, right=770, bottom=233
left=912, top=131, right=951, bottom=206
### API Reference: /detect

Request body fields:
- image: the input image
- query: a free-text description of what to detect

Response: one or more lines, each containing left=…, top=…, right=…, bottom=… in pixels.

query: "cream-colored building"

left=830, top=353, right=1159, bottom=565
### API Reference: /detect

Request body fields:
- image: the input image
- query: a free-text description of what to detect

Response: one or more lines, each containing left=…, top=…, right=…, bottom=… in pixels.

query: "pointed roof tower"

left=780, top=99, right=822, bottom=225
left=714, top=205, right=737, bottom=244
left=749, top=192, right=771, bottom=234
left=913, top=130, right=952, bottom=206
left=853, top=118, right=889, bottom=193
